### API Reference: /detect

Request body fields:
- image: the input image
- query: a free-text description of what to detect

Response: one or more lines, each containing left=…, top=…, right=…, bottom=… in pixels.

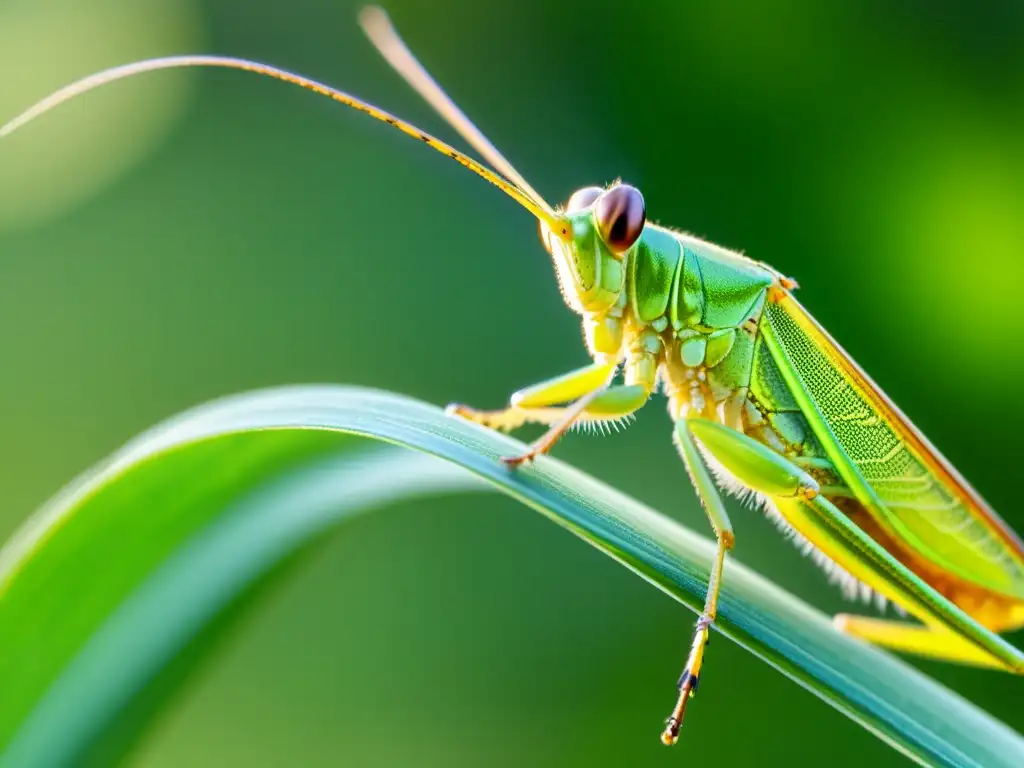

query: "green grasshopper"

left=5, top=6, right=1023, bottom=746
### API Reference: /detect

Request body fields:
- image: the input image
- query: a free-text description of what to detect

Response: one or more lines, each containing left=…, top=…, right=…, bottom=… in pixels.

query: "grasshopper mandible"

left=4, top=5, right=1022, bottom=746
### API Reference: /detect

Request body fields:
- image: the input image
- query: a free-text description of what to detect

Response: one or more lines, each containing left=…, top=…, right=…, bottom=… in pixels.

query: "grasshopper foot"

left=446, top=404, right=541, bottom=464
left=445, top=402, right=474, bottom=419
left=661, top=670, right=699, bottom=746
left=661, top=613, right=712, bottom=746
left=500, top=450, right=537, bottom=467
left=445, top=402, right=527, bottom=433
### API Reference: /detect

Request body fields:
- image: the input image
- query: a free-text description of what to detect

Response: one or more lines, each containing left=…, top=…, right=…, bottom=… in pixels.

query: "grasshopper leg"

left=447, top=361, right=651, bottom=464
left=662, top=419, right=736, bottom=745
left=500, top=384, right=612, bottom=466
left=832, top=615, right=1007, bottom=668
left=501, top=383, right=650, bottom=465
left=445, top=403, right=554, bottom=433
left=448, top=401, right=644, bottom=433
left=684, top=417, right=1024, bottom=674
left=446, top=360, right=616, bottom=433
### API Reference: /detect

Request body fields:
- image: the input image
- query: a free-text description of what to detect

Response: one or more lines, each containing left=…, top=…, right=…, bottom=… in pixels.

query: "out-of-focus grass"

left=0, top=386, right=1021, bottom=768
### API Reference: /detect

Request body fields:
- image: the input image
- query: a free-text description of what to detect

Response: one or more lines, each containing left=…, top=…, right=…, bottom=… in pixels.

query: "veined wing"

left=760, top=292, right=1024, bottom=599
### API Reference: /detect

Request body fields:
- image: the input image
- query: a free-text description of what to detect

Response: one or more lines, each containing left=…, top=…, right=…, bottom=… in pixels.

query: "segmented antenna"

left=0, top=53, right=570, bottom=241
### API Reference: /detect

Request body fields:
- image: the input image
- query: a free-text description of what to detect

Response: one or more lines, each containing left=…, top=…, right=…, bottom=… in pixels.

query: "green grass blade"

left=0, top=385, right=1020, bottom=767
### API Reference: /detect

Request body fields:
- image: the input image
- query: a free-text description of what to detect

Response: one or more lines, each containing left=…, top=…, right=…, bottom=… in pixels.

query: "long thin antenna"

left=359, top=6, right=556, bottom=218
left=0, top=55, right=571, bottom=241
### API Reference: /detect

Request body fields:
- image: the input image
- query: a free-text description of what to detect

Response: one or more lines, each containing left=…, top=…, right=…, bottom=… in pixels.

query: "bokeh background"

left=2, top=0, right=1023, bottom=765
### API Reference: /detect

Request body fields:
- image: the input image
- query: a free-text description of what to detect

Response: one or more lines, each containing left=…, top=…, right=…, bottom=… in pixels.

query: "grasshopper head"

left=541, top=183, right=646, bottom=314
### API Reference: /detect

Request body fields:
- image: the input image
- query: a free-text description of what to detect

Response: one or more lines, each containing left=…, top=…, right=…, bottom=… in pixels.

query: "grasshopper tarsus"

left=500, top=452, right=536, bottom=468
left=662, top=670, right=698, bottom=746
left=660, top=721, right=680, bottom=747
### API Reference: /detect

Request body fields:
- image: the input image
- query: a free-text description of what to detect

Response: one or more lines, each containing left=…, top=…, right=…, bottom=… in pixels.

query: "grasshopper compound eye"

left=565, top=186, right=603, bottom=213
left=595, top=184, right=645, bottom=254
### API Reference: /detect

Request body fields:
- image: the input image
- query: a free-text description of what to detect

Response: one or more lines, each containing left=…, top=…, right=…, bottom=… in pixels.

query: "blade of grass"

left=0, top=385, right=1020, bottom=767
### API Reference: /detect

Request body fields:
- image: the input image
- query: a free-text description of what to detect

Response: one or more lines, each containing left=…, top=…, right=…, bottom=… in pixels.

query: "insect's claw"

left=501, top=451, right=536, bottom=467
left=661, top=718, right=680, bottom=746
left=661, top=669, right=698, bottom=746
left=662, top=610, right=712, bottom=747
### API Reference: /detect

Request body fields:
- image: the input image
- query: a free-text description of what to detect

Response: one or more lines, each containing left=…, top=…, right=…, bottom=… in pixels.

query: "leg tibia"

left=773, top=494, right=1024, bottom=672
left=685, top=417, right=1024, bottom=673
left=503, top=382, right=649, bottom=465
left=449, top=384, right=649, bottom=432
left=833, top=615, right=1006, bottom=669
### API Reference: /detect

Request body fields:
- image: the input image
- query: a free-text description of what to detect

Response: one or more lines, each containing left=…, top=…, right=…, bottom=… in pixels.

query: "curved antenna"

left=0, top=55, right=571, bottom=241
left=359, top=6, right=554, bottom=217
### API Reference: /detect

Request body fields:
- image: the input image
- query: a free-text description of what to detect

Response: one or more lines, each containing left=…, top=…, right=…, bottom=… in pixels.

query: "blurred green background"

left=2, top=0, right=1022, bottom=765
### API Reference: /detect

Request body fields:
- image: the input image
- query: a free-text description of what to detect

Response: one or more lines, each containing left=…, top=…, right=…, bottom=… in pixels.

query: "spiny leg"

left=504, top=351, right=658, bottom=464
left=665, top=414, right=1024, bottom=744
left=501, top=383, right=612, bottom=466
left=832, top=615, right=1007, bottom=669
left=506, top=327, right=663, bottom=464
left=447, top=360, right=651, bottom=464
left=687, top=417, right=1024, bottom=674
left=662, top=419, right=735, bottom=745
left=446, top=360, right=616, bottom=433
left=454, top=328, right=663, bottom=464
left=449, top=385, right=649, bottom=436
left=447, top=402, right=644, bottom=434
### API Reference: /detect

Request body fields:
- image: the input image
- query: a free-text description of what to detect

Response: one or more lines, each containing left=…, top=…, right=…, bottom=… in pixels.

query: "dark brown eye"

left=595, top=184, right=645, bottom=253
left=565, top=186, right=603, bottom=213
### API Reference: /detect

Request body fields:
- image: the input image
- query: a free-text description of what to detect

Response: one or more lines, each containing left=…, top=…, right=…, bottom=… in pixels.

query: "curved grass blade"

left=0, top=385, right=1020, bottom=767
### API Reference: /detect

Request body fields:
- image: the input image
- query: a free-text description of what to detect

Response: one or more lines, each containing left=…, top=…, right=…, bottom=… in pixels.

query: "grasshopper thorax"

left=541, top=183, right=645, bottom=315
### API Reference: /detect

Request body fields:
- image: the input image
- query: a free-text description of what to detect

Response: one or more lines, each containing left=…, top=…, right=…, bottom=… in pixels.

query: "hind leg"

left=685, top=417, right=1024, bottom=674
left=833, top=615, right=1005, bottom=669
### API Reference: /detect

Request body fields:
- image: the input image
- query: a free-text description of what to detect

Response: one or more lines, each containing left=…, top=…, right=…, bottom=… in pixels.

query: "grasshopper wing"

left=759, top=292, right=1024, bottom=603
